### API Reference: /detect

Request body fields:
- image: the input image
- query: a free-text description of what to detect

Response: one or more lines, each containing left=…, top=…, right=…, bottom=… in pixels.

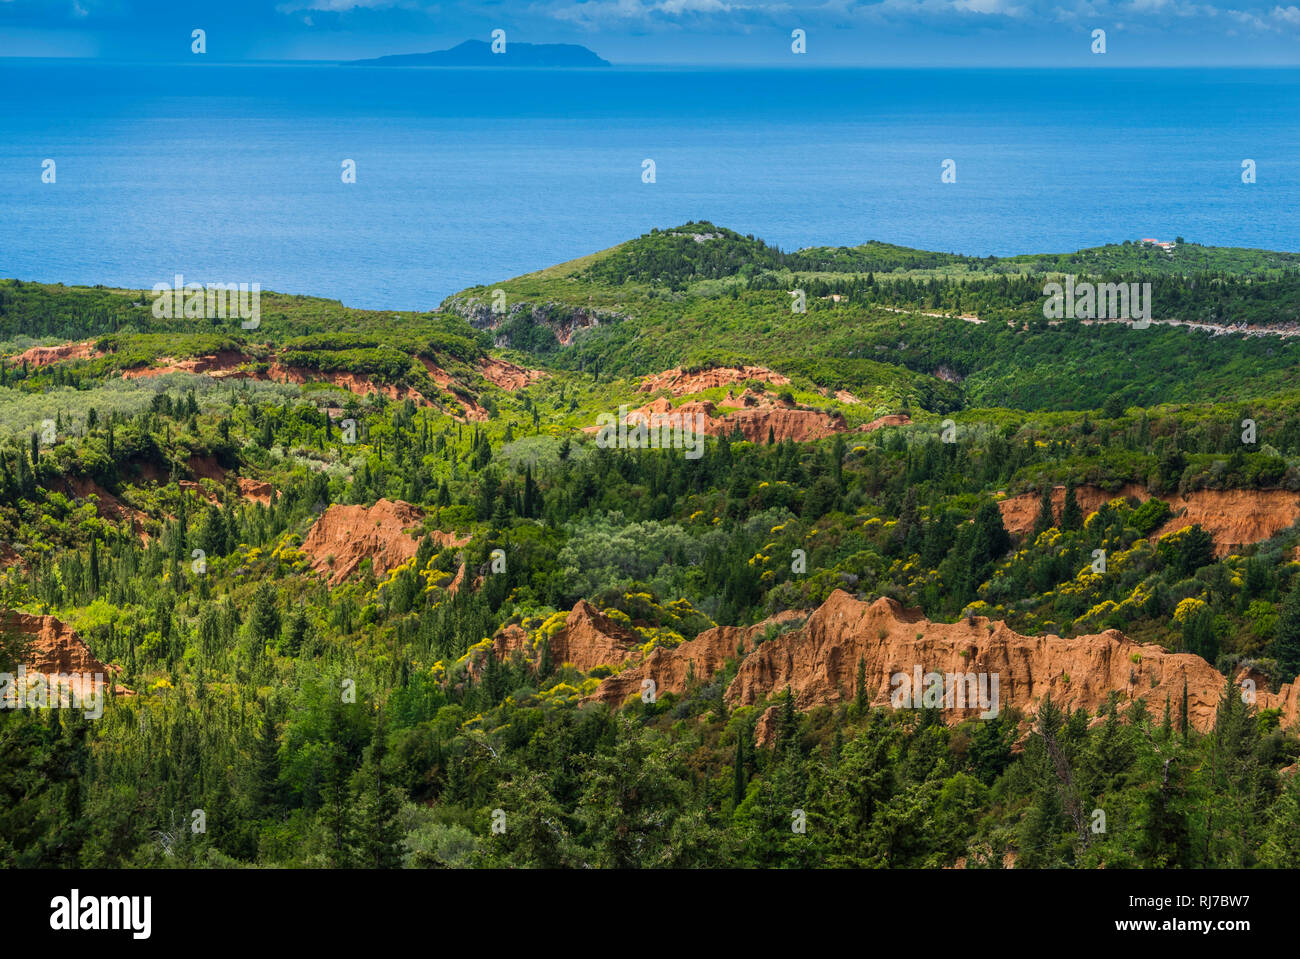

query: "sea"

left=1, top=60, right=1297, bottom=311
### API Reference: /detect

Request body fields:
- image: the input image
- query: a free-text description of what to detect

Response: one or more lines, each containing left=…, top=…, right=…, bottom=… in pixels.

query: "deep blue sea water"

left=1, top=61, right=1297, bottom=311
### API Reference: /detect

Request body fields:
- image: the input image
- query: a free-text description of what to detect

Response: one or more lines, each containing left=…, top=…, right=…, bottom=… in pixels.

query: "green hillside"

left=3, top=225, right=1300, bottom=871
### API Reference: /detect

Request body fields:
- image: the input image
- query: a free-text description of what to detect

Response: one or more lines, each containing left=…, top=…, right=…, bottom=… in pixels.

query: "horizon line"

left=2, top=55, right=1300, bottom=69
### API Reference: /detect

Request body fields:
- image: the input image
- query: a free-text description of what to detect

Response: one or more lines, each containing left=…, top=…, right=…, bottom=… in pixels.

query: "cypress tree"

left=776, top=687, right=798, bottom=755
left=1179, top=680, right=1189, bottom=741
left=731, top=732, right=747, bottom=809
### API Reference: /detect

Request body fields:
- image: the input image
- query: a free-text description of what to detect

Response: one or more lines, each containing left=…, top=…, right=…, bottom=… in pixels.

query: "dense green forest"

left=3, top=224, right=1300, bottom=869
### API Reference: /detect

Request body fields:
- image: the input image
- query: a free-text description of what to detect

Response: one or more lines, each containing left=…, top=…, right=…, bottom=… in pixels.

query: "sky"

left=0, top=0, right=1297, bottom=65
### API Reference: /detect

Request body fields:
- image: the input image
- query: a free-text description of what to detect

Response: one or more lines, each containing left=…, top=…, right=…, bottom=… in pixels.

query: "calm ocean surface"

left=1, top=61, right=1297, bottom=311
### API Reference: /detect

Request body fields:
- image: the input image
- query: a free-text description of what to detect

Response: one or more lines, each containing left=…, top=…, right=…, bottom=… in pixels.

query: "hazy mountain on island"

left=347, top=39, right=610, bottom=67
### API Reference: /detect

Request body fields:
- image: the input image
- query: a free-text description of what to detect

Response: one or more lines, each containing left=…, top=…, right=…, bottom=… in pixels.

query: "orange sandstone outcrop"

left=177, top=480, right=220, bottom=504
left=722, top=405, right=846, bottom=443
left=479, top=357, right=545, bottom=391
left=122, top=350, right=251, bottom=380
left=237, top=478, right=274, bottom=505
left=188, top=455, right=227, bottom=482
left=997, top=484, right=1146, bottom=536
left=585, top=610, right=804, bottom=708
left=1163, top=489, right=1300, bottom=556
left=116, top=350, right=492, bottom=420
left=638, top=365, right=791, bottom=396
left=0, top=610, right=129, bottom=699
left=997, top=484, right=1300, bottom=556
left=299, top=498, right=468, bottom=586
left=586, top=589, right=1300, bottom=746
left=496, top=600, right=640, bottom=673
left=729, top=591, right=1299, bottom=744
left=588, top=394, right=846, bottom=444
left=11, top=340, right=101, bottom=367
left=266, top=362, right=430, bottom=406
left=859, top=414, right=912, bottom=432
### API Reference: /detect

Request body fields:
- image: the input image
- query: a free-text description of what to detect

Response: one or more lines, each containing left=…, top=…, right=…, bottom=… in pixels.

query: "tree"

left=731, top=730, right=747, bottom=810
left=317, top=701, right=356, bottom=868
left=1060, top=480, right=1083, bottom=532
left=967, top=713, right=1015, bottom=786
left=1179, top=680, right=1189, bottom=742
left=283, top=608, right=309, bottom=657
left=350, top=712, right=403, bottom=868
left=893, top=486, right=921, bottom=554
left=575, top=718, right=717, bottom=867
left=1135, top=756, right=1192, bottom=867
left=1016, top=779, right=1065, bottom=868
left=249, top=582, right=281, bottom=652
left=775, top=687, right=798, bottom=756
left=1102, top=393, right=1126, bottom=419
left=485, top=770, right=582, bottom=868
left=1271, top=584, right=1300, bottom=683
left=248, top=704, right=282, bottom=817
left=1206, top=677, right=1264, bottom=867
left=1032, top=483, right=1055, bottom=538
left=950, top=500, right=1012, bottom=604
left=1261, top=773, right=1300, bottom=867
left=1182, top=604, right=1219, bottom=662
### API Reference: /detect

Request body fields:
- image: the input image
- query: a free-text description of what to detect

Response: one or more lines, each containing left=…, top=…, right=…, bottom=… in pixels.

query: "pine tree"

left=88, top=538, right=100, bottom=598
left=1271, top=584, right=1300, bottom=683
left=249, top=582, right=281, bottom=652
left=776, top=688, right=798, bottom=756
left=351, top=713, right=403, bottom=868
left=536, top=635, right=552, bottom=680
left=1060, top=480, right=1083, bottom=531
left=249, top=704, right=281, bottom=817
left=731, top=731, right=747, bottom=810
left=893, top=486, right=920, bottom=553
left=1261, top=773, right=1300, bottom=867
left=1208, top=676, right=1264, bottom=867
left=1032, top=482, right=1055, bottom=537
left=319, top=702, right=354, bottom=868
left=1136, top=756, right=1191, bottom=867
left=283, top=608, right=308, bottom=656
left=1017, top=782, right=1065, bottom=869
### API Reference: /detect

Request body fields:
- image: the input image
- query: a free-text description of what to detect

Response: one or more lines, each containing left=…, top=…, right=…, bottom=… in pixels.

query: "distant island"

left=346, top=39, right=610, bottom=68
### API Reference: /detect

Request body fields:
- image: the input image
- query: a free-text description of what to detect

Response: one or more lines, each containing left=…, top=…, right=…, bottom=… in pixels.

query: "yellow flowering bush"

left=1174, top=597, right=1207, bottom=624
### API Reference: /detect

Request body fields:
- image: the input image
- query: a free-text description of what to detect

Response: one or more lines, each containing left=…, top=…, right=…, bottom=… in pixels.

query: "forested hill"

left=6, top=223, right=1300, bottom=419
left=441, top=221, right=1300, bottom=412
left=564, top=221, right=1300, bottom=288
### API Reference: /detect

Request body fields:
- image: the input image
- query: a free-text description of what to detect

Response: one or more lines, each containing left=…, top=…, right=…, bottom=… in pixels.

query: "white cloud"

left=532, top=0, right=1300, bottom=33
